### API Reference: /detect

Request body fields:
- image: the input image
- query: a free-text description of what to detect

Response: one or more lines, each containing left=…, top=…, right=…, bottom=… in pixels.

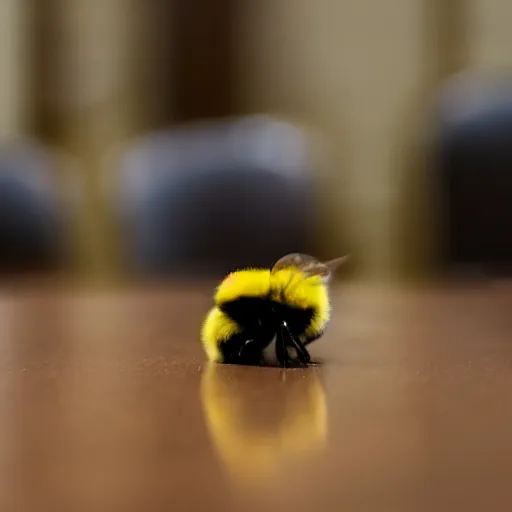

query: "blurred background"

left=1, top=0, right=512, bottom=286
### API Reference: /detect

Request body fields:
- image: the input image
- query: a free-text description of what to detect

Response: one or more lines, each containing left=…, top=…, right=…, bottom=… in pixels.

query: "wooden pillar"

left=171, top=0, right=236, bottom=123
left=30, top=0, right=142, bottom=282
left=143, top=0, right=236, bottom=128
left=0, top=0, right=29, bottom=141
left=396, top=0, right=469, bottom=280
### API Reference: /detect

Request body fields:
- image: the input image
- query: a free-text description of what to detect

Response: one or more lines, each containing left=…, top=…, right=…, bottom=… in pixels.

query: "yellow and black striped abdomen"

left=201, top=306, right=242, bottom=363
left=201, top=298, right=276, bottom=365
left=200, top=266, right=333, bottom=366
left=201, top=268, right=275, bottom=365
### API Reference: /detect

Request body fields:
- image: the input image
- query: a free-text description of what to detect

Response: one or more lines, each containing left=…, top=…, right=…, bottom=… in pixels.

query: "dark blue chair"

left=432, top=72, right=512, bottom=276
left=110, top=116, right=319, bottom=277
left=0, top=140, right=70, bottom=275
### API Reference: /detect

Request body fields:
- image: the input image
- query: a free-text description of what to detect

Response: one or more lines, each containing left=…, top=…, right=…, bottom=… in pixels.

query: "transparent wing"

left=272, top=253, right=322, bottom=273
left=322, top=255, right=350, bottom=278
left=272, top=252, right=349, bottom=282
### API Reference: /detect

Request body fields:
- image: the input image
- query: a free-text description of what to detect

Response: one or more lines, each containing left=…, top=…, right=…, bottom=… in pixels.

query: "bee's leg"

left=282, top=322, right=311, bottom=366
left=221, top=336, right=263, bottom=366
left=238, top=338, right=266, bottom=366
left=238, top=339, right=253, bottom=358
left=276, top=327, right=293, bottom=368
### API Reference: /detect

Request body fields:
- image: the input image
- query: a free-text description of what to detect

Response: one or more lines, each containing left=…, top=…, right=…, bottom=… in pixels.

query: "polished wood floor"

left=2, top=280, right=512, bottom=511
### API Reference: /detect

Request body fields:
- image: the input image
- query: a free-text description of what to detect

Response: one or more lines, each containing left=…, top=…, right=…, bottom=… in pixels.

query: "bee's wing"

left=321, top=255, right=350, bottom=282
left=272, top=253, right=320, bottom=273
left=272, top=253, right=349, bottom=283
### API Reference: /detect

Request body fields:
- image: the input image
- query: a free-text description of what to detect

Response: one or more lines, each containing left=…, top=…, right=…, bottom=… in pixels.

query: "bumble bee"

left=201, top=253, right=348, bottom=368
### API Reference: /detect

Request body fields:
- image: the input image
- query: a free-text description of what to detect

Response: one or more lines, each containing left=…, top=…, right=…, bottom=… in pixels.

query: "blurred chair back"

left=110, top=116, right=318, bottom=278
left=433, top=71, right=512, bottom=277
left=0, top=139, right=72, bottom=277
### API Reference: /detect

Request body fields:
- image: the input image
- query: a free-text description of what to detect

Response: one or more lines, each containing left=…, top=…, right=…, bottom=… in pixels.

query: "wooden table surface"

left=3, top=280, right=512, bottom=511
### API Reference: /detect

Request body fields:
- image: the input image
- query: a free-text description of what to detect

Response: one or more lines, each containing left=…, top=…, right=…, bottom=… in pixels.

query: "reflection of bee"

left=201, top=253, right=349, bottom=367
left=200, top=363, right=328, bottom=487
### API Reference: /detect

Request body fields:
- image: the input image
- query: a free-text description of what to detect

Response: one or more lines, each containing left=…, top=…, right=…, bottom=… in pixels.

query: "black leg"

left=281, top=322, right=311, bottom=366
left=238, top=338, right=265, bottom=366
left=238, top=339, right=253, bottom=358
left=275, top=327, right=292, bottom=368
left=220, top=336, right=264, bottom=366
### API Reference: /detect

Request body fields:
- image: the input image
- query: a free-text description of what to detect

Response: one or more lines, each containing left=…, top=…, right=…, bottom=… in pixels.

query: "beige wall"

left=467, top=0, right=512, bottom=69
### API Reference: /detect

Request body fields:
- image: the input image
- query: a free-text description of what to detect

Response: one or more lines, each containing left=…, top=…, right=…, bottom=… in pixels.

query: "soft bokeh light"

left=1, top=1, right=512, bottom=510
left=0, top=0, right=509, bottom=286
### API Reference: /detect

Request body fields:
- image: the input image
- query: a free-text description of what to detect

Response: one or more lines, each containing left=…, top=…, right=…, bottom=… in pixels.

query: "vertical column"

left=0, top=0, right=29, bottom=140
left=397, top=0, right=469, bottom=279
left=428, top=0, right=469, bottom=81
left=170, top=0, right=236, bottom=122
left=39, top=0, right=141, bottom=281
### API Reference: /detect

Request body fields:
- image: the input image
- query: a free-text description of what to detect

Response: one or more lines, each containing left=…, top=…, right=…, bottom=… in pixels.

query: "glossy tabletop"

left=3, top=281, right=512, bottom=511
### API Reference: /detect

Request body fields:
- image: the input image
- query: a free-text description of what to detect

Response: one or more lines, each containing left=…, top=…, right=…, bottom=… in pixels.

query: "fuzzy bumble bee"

left=201, top=253, right=348, bottom=368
